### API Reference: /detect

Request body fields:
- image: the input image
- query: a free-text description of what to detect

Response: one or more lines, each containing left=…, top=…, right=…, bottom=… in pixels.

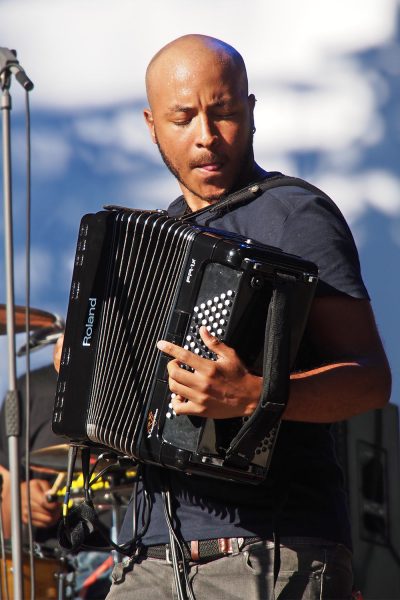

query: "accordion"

left=52, top=207, right=318, bottom=484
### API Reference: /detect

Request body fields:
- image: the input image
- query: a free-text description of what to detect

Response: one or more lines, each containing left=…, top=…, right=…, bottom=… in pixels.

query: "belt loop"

left=190, top=541, right=200, bottom=561
left=165, top=544, right=172, bottom=564
left=230, top=538, right=240, bottom=556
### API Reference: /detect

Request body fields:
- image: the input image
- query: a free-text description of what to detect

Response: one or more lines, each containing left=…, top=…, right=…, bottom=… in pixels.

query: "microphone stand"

left=0, top=48, right=34, bottom=600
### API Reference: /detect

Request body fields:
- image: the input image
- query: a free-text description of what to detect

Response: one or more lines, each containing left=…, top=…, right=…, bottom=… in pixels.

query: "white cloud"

left=313, top=170, right=400, bottom=224
left=122, top=172, right=181, bottom=211
left=3, top=0, right=393, bottom=215
left=0, top=0, right=398, bottom=109
left=73, top=108, right=159, bottom=162
left=11, top=128, right=72, bottom=178
left=254, top=60, right=382, bottom=154
left=31, top=130, right=72, bottom=178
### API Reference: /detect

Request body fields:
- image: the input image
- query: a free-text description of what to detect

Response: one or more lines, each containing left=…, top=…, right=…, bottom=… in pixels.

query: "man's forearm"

left=284, top=357, right=391, bottom=423
left=0, top=465, right=11, bottom=538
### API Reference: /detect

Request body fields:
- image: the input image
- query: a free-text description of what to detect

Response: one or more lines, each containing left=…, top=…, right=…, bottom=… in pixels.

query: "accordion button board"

left=53, top=208, right=318, bottom=484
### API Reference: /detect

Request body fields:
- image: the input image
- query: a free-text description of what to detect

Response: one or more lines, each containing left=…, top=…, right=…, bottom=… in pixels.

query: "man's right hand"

left=53, top=334, right=64, bottom=374
left=21, top=479, right=61, bottom=529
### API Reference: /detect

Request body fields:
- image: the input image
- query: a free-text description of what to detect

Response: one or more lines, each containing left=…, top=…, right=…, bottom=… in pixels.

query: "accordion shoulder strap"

left=223, top=272, right=295, bottom=470
left=181, top=172, right=334, bottom=224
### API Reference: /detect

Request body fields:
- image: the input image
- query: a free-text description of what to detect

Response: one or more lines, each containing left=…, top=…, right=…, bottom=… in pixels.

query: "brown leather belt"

left=141, top=536, right=261, bottom=562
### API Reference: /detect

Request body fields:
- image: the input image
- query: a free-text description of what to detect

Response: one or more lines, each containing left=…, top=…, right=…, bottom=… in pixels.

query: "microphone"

left=0, top=47, right=34, bottom=91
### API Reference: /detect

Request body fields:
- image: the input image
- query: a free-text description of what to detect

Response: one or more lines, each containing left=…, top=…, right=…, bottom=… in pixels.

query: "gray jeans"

left=105, top=538, right=353, bottom=600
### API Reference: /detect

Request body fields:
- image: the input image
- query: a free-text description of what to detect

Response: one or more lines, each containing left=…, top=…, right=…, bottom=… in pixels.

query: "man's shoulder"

left=256, top=174, right=334, bottom=208
left=242, top=174, right=347, bottom=229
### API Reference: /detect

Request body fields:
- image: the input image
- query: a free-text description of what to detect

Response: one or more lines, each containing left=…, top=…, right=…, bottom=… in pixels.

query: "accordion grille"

left=86, top=211, right=195, bottom=456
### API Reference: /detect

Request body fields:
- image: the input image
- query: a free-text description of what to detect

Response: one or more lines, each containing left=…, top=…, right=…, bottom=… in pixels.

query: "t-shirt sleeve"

left=275, top=191, right=369, bottom=299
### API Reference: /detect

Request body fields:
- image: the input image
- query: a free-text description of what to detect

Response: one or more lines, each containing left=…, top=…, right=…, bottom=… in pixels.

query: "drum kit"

left=1, top=443, right=136, bottom=599
left=0, top=305, right=137, bottom=599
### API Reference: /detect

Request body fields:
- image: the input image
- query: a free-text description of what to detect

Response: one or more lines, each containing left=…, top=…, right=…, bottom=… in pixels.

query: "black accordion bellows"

left=53, top=207, right=318, bottom=484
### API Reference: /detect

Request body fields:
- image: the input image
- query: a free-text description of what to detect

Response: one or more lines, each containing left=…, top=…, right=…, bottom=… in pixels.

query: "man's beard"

left=154, top=129, right=255, bottom=204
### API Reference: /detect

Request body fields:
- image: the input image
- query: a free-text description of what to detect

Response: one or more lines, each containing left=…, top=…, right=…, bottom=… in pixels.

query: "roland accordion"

left=52, top=207, right=318, bottom=484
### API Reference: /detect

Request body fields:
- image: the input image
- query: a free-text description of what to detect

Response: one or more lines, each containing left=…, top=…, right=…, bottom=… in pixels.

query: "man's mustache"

left=188, top=154, right=225, bottom=169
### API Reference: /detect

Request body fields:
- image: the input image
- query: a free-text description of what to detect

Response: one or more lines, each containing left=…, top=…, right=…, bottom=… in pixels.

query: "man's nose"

left=195, top=114, right=218, bottom=149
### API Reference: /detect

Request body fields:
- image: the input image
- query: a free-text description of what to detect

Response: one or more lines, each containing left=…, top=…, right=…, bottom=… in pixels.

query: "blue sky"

left=0, top=0, right=399, bottom=409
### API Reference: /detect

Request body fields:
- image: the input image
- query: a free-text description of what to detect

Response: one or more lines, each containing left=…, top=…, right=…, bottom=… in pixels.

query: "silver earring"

left=252, top=126, right=256, bottom=134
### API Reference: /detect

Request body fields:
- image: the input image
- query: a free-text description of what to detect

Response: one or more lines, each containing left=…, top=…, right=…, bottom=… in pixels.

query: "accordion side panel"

left=84, top=214, right=197, bottom=455
left=52, top=211, right=117, bottom=438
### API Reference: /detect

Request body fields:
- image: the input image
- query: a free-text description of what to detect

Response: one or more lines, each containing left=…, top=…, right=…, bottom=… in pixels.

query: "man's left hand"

left=157, top=326, right=261, bottom=419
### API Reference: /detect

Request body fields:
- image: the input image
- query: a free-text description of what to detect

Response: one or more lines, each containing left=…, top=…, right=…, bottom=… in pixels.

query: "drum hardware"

left=0, top=304, right=61, bottom=336
left=51, top=470, right=136, bottom=509
left=0, top=543, right=74, bottom=600
left=17, top=319, right=65, bottom=356
left=29, top=444, right=113, bottom=476
left=29, top=444, right=136, bottom=564
left=29, top=443, right=136, bottom=509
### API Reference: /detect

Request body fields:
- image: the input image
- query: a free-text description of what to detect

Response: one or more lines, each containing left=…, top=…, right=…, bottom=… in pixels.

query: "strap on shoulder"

left=181, top=172, right=332, bottom=224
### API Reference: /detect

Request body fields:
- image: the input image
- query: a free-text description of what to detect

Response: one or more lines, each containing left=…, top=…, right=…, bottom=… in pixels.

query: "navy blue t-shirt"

left=119, top=177, right=369, bottom=551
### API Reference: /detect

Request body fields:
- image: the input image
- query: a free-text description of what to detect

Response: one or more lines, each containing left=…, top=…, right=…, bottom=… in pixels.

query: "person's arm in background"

left=0, top=464, right=60, bottom=538
left=0, top=464, right=12, bottom=538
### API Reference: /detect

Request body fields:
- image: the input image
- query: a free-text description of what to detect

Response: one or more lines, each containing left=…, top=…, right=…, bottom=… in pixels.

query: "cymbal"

left=29, top=444, right=119, bottom=475
left=0, top=304, right=59, bottom=335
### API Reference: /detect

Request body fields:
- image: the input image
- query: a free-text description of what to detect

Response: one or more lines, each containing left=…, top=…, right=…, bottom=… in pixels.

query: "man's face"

left=144, top=55, right=255, bottom=210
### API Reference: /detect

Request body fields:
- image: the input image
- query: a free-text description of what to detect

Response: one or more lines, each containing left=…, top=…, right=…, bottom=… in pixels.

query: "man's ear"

left=248, top=93, right=256, bottom=110
left=248, top=93, right=256, bottom=128
left=143, top=108, right=157, bottom=144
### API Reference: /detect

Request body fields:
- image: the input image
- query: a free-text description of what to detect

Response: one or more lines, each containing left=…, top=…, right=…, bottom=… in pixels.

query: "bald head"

left=145, top=34, right=249, bottom=108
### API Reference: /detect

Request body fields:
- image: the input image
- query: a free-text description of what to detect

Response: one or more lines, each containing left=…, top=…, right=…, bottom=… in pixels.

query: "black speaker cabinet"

left=333, top=403, right=400, bottom=599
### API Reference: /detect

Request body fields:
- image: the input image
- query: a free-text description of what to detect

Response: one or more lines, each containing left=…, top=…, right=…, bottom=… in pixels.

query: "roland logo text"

left=186, top=258, right=196, bottom=284
left=82, top=297, right=97, bottom=347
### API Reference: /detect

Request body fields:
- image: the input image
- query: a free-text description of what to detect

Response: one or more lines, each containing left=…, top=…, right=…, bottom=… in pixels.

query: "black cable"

left=81, top=447, right=91, bottom=504
left=22, top=86, right=35, bottom=600
left=87, top=450, right=121, bottom=481
left=161, top=484, right=195, bottom=600
left=116, top=465, right=151, bottom=554
left=62, top=445, right=78, bottom=525
left=162, top=491, right=187, bottom=600
left=59, top=457, right=153, bottom=559
left=140, top=485, right=151, bottom=539
left=88, top=463, right=121, bottom=487
left=67, top=460, right=151, bottom=556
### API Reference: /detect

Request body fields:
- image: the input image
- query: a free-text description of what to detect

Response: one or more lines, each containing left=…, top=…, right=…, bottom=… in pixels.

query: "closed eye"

left=215, top=112, right=236, bottom=120
left=174, top=119, right=191, bottom=127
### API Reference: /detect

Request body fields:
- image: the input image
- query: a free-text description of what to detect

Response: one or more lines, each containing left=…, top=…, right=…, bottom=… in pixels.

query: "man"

left=0, top=365, right=61, bottom=540
left=98, top=34, right=391, bottom=599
